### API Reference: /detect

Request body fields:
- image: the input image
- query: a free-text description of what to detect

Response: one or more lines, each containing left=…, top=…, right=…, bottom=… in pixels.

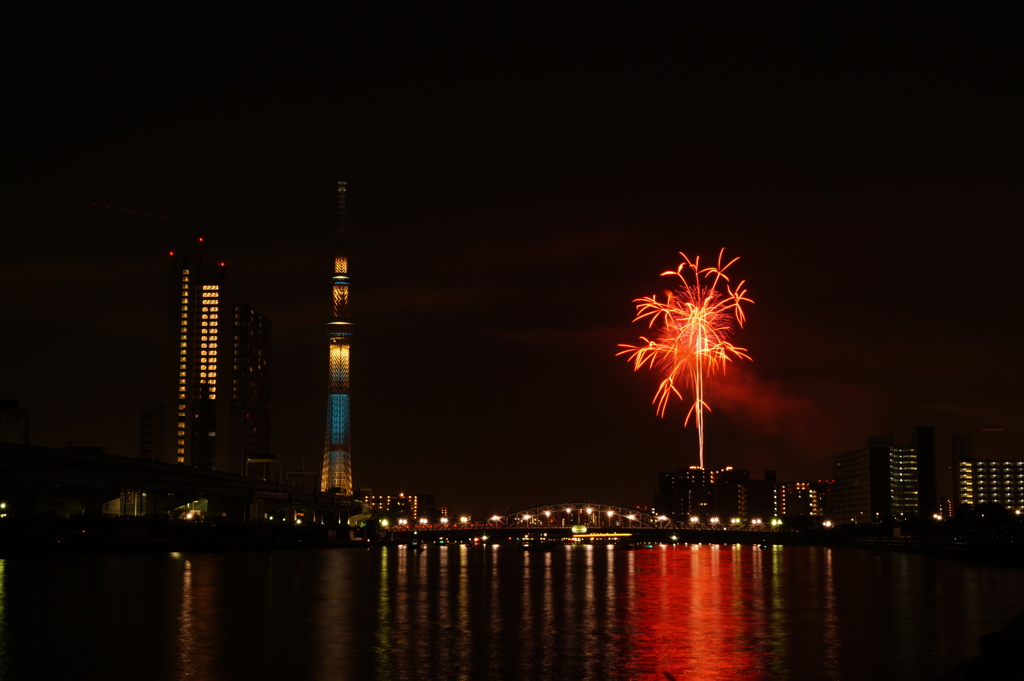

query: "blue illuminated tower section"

left=321, top=181, right=353, bottom=494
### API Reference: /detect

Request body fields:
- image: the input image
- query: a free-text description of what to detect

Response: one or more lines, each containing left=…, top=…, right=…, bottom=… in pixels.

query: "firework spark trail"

left=618, top=249, right=752, bottom=469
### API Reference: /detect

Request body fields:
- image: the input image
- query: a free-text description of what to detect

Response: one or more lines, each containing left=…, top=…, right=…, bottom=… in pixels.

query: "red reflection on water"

left=626, top=545, right=761, bottom=681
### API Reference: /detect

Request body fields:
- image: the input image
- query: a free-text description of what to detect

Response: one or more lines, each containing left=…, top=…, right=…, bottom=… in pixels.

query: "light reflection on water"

left=0, top=544, right=1022, bottom=680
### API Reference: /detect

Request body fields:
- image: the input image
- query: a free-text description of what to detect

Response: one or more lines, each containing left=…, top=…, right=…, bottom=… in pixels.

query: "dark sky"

left=3, top=5, right=1022, bottom=515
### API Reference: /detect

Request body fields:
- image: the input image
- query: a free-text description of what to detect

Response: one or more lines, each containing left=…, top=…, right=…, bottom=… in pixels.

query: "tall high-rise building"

left=321, top=181, right=353, bottom=494
left=164, top=248, right=226, bottom=469
left=912, top=425, right=937, bottom=517
left=149, top=245, right=272, bottom=475
left=222, top=303, right=272, bottom=476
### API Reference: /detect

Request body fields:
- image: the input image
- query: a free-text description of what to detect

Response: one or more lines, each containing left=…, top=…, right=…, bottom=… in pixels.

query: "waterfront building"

left=656, top=466, right=711, bottom=517
left=742, top=470, right=778, bottom=520
left=912, top=425, right=937, bottom=517
left=657, top=466, right=780, bottom=521
left=321, top=181, right=354, bottom=494
left=777, top=482, right=823, bottom=517
left=832, top=426, right=937, bottom=523
left=710, top=466, right=749, bottom=519
left=362, top=492, right=422, bottom=521
left=955, top=430, right=1024, bottom=512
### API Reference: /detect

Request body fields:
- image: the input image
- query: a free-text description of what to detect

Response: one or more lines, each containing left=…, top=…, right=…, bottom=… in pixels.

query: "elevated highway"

left=0, top=443, right=359, bottom=525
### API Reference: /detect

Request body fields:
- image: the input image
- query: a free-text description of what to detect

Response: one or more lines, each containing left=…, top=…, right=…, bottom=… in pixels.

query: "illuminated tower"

left=321, top=181, right=353, bottom=494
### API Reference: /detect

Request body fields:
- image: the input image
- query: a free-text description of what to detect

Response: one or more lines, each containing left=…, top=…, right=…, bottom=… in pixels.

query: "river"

left=1, top=543, right=1021, bottom=680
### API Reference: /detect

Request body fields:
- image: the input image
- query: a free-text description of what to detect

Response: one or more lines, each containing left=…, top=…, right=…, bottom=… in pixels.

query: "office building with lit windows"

left=832, top=426, right=936, bottom=523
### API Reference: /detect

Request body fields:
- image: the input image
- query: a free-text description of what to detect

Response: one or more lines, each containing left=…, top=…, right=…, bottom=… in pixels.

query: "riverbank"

left=5, top=516, right=1024, bottom=567
left=0, top=516, right=365, bottom=556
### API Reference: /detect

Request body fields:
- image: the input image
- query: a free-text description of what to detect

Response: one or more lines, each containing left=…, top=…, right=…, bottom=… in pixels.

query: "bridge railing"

left=383, top=504, right=787, bottom=532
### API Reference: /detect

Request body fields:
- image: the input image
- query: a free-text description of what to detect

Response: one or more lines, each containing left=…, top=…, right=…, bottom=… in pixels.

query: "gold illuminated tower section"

left=321, top=181, right=353, bottom=494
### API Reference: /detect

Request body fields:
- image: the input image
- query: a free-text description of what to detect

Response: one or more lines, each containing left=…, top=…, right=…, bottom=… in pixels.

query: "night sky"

left=3, top=5, right=1022, bottom=515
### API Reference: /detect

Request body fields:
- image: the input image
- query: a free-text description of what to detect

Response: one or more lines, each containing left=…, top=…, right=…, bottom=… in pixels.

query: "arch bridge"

left=383, top=501, right=782, bottom=545
left=387, top=502, right=681, bottom=532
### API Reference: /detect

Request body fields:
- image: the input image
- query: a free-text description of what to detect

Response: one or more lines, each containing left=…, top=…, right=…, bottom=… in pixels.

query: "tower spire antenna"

left=336, top=179, right=347, bottom=248
left=322, top=180, right=354, bottom=495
